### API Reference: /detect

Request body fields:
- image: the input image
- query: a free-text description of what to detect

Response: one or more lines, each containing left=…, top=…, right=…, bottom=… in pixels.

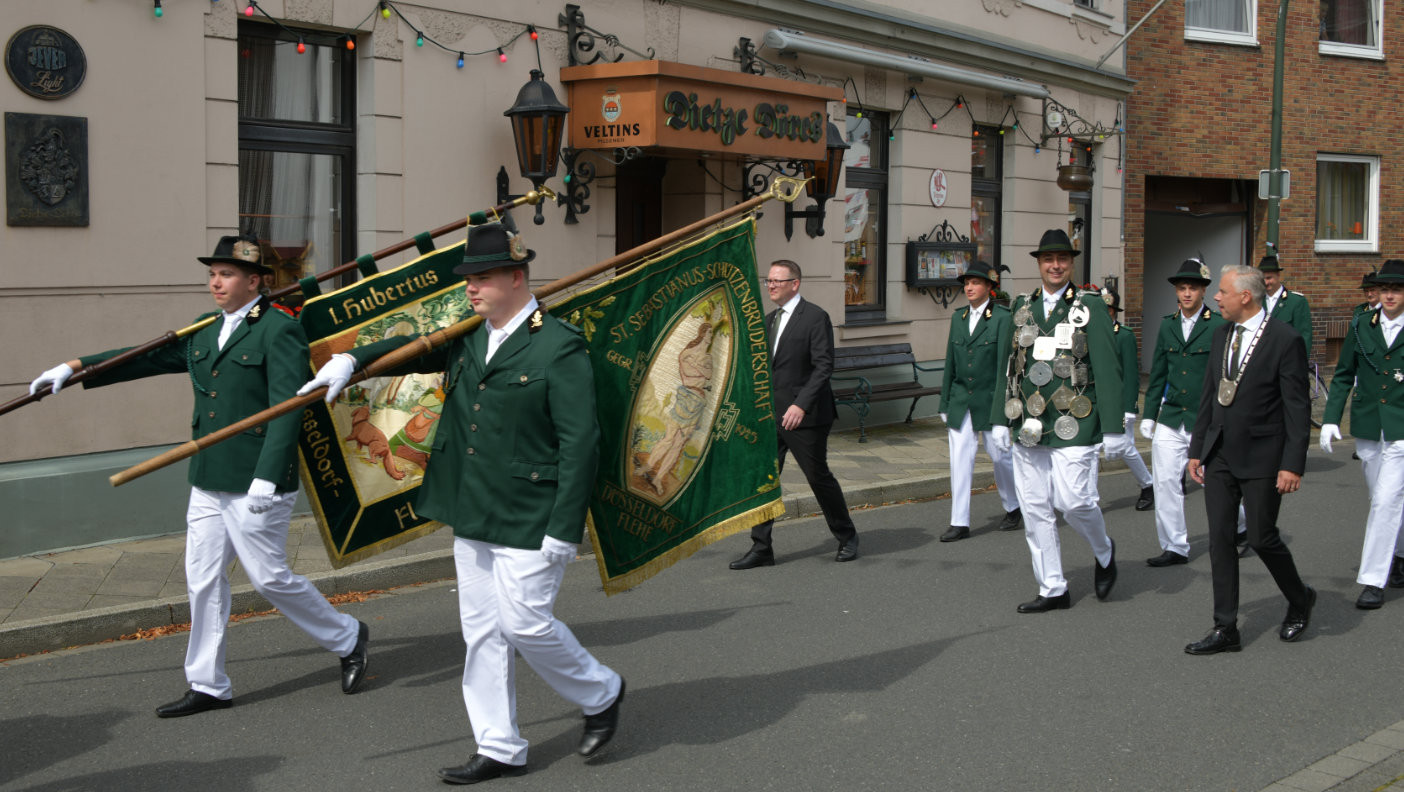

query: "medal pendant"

left=1033, top=336, right=1057, bottom=361
left=1052, top=355, right=1073, bottom=380
left=1051, top=384, right=1074, bottom=412
left=1016, top=348, right=1027, bottom=371
left=1014, top=306, right=1033, bottom=327
left=1068, top=303, right=1090, bottom=327
left=1070, top=395, right=1093, bottom=418
left=1018, top=325, right=1038, bottom=348
left=1004, top=398, right=1024, bottom=421
left=1054, top=323, right=1075, bottom=349
left=1071, top=332, right=1088, bottom=359
left=1054, top=414, right=1079, bottom=440
left=1217, top=378, right=1238, bottom=406
left=1018, top=418, right=1043, bottom=447
left=1026, top=391, right=1047, bottom=417
left=1072, top=362, right=1089, bottom=387
left=1028, top=361, right=1054, bottom=387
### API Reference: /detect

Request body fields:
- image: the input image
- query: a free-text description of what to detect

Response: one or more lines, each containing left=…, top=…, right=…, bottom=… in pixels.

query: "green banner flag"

left=554, top=218, right=784, bottom=594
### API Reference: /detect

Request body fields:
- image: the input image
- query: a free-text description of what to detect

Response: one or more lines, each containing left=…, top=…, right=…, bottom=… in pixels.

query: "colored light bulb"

left=529, top=25, right=538, bottom=40
left=345, top=38, right=355, bottom=51
left=416, top=34, right=424, bottom=46
left=930, top=120, right=937, bottom=130
left=154, top=1, right=163, bottom=17
left=498, top=48, right=506, bottom=63
left=245, top=3, right=254, bottom=16
left=457, top=53, right=465, bottom=68
left=381, top=3, right=391, bottom=18
left=296, top=39, right=306, bottom=54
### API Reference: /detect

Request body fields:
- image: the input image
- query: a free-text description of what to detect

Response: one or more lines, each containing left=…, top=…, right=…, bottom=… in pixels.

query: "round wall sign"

left=6, top=26, right=86, bottom=100
left=929, top=169, right=948, bottom=207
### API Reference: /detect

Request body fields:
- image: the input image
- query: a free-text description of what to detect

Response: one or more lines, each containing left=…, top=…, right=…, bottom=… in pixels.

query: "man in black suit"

left=731, top=259, right=859, bottom=568
left=1185, top=263, right=1315, bottom=654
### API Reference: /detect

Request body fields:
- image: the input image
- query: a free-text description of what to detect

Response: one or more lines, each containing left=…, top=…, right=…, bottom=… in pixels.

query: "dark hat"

left=454, top=217, right=535, bottom=276
left=1168, top=257, right=1213, bottom=286
left=1361, top=269, right=1379, bottom=288
left=1029, top=228, right=1081, bottom=258
left=1374, top=259, right=1404, bottom=284
left=958, top=260, right=1000, bottom=285
left=1102, top=284, right=1122, bottom=312
left=1257, top=254, right=1282, bottom=272
left=198, top=234, right=271, bottom=274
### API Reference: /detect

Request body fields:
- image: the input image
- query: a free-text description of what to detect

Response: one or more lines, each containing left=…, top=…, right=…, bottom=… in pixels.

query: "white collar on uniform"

left=485, top=296, right=540, bottom=339
left=777, top=293, right=802, bottom=315
left=1237, top=306, right=1267, bottom=337
left=224, top=295, right=261, bottom=321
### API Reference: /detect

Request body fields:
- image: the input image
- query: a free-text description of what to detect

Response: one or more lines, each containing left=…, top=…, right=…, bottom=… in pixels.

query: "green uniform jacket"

left=1140, top=305, right=1225, bottom=431
left=989, top=284, right=1124, bottom=447
left=349, top=311, right=599, bottom=549
left=1268, top=288, right=1313, bottom=359
left=940, top=301, right=1012, bottom=432
left=77, top=297, right=305, bottom=493
left=1324, top=308, right=1404, bottom=442
left=1114, top=321, right=1140, bottom=416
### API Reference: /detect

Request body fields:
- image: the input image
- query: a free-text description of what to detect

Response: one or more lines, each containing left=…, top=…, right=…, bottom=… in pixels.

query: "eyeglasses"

left=764, top=278, right=797, bottom=285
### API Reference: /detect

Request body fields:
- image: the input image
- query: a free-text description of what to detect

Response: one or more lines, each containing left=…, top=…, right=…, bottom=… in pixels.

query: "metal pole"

left=1266, top=0, right=1289, bottom=257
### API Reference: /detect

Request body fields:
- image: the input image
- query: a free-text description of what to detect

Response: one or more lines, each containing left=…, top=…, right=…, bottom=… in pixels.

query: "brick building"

left=1123, top=0, right=1399, bottom=371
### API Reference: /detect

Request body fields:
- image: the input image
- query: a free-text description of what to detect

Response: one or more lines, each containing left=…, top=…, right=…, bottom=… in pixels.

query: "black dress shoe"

left=939, top=525, right=969, bottom=542
left=1185, top=626, right=1242, bottom=655
left=155, top=689, right=232, bottom=718
left=1016, top=592, right=1071, bottom=613
left=1280, top=586, right=1316, bottom=642
left=835, top=538, right=859, bottom=562
left=579, top=679, right=625, bottom=757
left=998, top=508, right=1023, bottom=531
left=1146, top=550, right=1189, bottom=567
left=1357, top=585, right=1385, bottom=610
left=729, top=547, right=775, bottom=570
left=1094, top=540, right=1117, bottom=601
left=1389, top=557, right=1404, bottom=589
left=1236, top=532, right=1251, bottom=558
left=438, top=754, right=528, bottom=785
left=1135, top=486, right=1155, bottom=511
left=341, top=620, right=370, bottom=694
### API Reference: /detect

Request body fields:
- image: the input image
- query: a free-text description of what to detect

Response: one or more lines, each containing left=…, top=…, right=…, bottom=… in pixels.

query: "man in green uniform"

left=1259, top=254, right=1313, bottom=358
left=1095, top=285, right=1154, bottom=511
left=1137, top=258, right=1227, bottom=566
left=938, top=260, right=1020, bottom=541
left=300, top=218, right=624, bottom=785
left=1354, top=269, right=1381, bottom=318
left=29, top=235, right=369, bottom=717
left=990, top=229, right=1123, bottom=612
left=1320, top=258, right=1404, bottom=608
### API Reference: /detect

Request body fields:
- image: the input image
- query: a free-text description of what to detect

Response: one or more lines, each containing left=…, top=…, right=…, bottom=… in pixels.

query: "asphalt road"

left=3, top=443, right=1403, bottom=792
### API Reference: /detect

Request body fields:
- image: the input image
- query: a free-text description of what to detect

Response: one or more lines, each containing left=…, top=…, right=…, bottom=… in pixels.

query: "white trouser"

left=1150, top=423, right=1193, bottom=556
left=1100, top=419, right=1153, bottom=489
left=947, top=412, right=1019, bottom=526
left=453, top=537, right=622, bottom=766
left=1012, top=444, right=1113, bottom=597
left=184, top=487, right=359, bottom=699
left=1353, top=438, right=1404, bottom=587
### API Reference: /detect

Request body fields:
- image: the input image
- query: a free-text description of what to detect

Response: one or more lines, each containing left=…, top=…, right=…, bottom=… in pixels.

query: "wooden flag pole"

left=1, top=191, right=551, bottom=419
left=110, top=177, right=805, bottom=487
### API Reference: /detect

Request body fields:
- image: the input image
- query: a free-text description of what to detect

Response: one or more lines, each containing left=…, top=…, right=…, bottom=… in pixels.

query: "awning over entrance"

left=559, top=60, right=843, bottom=160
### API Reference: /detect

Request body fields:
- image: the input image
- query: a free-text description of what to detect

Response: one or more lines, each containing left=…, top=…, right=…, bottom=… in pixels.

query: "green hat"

left=1374, top=259, right=1404, bottom=284
left=1029, top=228, right=1080, bottom=258
left=455, top=217, right=535, bottom=276
left=198, top=234, right=271, bottom=274
left=1168, top=257, right=1212, bottom=286
left=958, top=260, right=1001, bottom=285
left=1361, top=269, right=1379, bottom=288
left=1257, top=254, right=1282, bottom=272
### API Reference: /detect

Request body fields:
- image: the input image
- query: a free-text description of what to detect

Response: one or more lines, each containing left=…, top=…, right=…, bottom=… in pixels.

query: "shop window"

left=842, top=111, right=888, bottom=322
left=1319, top=0, right=1382, bottom=57
left=1316, top=154, right=1379, bottom=253
left=1185, top=0, right=1256, bottom=45
left=971, top=125, right=1002, bottom=275
left=237, top=24, right=357, bottom=294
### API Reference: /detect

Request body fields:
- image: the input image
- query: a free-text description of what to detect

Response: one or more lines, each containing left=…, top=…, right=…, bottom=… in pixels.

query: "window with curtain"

left=842, top=111, right=888, bottom=321
left=1316, top=154, right=1379, bottom=252
left=1185, top=0, right=1256, bottom=44
left=238, top=24, right=356, bottom=296
left=1320, top=0, right=1382, bottom=56
left=970, top=125, right=1002, bottom=277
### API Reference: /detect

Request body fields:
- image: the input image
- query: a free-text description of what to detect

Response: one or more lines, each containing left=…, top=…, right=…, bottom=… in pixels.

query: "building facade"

left=1, top=0, right=1131, bottom=556
left=1124, top=0, right=1400, bottom=370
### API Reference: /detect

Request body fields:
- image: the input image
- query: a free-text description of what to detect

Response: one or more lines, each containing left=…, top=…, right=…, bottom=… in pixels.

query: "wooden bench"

left=831, top=343, right=943, bottom=442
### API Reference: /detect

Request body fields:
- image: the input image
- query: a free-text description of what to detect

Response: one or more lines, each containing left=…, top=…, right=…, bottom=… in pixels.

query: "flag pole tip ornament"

left=455, top=216, right=535, bottom=276
left=198, top=234, right=272, bottom=274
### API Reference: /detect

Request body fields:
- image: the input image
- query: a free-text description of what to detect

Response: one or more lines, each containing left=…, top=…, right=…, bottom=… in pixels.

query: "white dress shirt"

left=1180, top=305, right=1201, bottom=342
left=485, top=297, right=540, bottom=363
left=1383, top=313, right=1404, bottom=348
left=772, top=293, right=802, bottom=354
left=968, top=299, right=989, bottom=335
left=217, top=296, right=262, bottom=350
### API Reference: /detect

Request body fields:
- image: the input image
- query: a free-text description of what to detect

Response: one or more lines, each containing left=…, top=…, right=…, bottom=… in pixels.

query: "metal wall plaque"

left=6, top=113, right=88, bottom=226
left=6, top=26, right=86, bottom=100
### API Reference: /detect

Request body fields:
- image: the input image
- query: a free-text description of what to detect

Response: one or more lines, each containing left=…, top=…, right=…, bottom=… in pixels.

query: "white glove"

left=1123, top=412, right=1137, bottom=430
left=30, top=362, right=75, bottom=395
left=246, top=478, right=278, bottom=514
left=297, top=353, right=357, bottom=404
left=939, top=413, right=948, bottom=425
left=1320, top=423, right=1342, bottom=454
left=991, top=425, right=1012, bottom=453
left=541, top=535, right=577, bottom=565
left=1139, top=419, right=1156, bottom=441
